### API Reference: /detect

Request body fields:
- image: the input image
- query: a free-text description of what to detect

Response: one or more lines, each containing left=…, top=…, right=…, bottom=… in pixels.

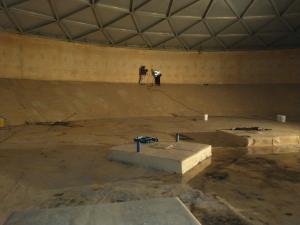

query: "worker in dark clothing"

left=151, top=69, right=162, bottom=86
left=138, top=65, right=148, bottom=85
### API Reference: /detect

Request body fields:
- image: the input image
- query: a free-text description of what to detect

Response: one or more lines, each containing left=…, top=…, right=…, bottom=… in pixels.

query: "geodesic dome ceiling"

left=1, top=0, right=300, bottom=51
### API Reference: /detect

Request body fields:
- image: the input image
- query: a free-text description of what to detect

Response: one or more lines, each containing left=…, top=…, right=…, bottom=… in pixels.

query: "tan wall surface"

left=0, top=32, right=300, bottom=84
left=1, top=79, right=300, bottom=125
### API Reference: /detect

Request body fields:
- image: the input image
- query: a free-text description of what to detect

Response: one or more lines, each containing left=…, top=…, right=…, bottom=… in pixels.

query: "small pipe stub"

left=136, top=140, right=141, bottom=153
left=204, top=114, right=208, bottom=121
left=176, top=133, right=180, bottom=142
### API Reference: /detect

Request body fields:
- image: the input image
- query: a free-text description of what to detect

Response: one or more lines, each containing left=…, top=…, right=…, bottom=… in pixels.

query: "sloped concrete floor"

left=0, top=117, right=299, bottom=225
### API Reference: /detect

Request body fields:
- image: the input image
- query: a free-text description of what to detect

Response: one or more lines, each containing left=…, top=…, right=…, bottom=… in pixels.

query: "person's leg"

left=153, top=76, right=157, bottom=85
left=140, top=75, right=145, bottom=84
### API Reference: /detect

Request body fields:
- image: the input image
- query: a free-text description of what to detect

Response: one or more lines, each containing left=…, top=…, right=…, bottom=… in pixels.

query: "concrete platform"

left=109, top=142, right=212, bottom=174
left=4, top=198, right=201, bottom=225
left=218, top=129, right=300, bottom=147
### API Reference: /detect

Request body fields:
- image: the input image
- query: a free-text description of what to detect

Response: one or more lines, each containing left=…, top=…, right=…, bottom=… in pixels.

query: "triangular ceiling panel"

left=258, top=33, right=288, bottom=45
left=77, top=30, right=109, bottom=44
left=220, top=21, right=248, bottom=35
left=218, top=35, right=247, bottom=47
left=133, top=0, right=147, bottom=9
left=273, top=0, right=294, bottom=14
left=99, top=0, right=130, bottom=10
left=147, top=20, right=173, bottom=33
left=66, top=7, right=97, bottom=25
left=169, top=16, right=199, bottom=34
left=0, top=10, right=15, bottom=30
left=182, top=21, right=210, bottom=35
left=284, top=14, right=300, bottom=30
left=9, top=8, right=54, bottom=31
left=205, top=18, right=237, bottom=34
left=120, top=34, right=148, bottom=47
left=158, top=37, right=184, bottom=49
left=258, top=18, right=290, bottom=33
left=244, top=0, right=276, bottom=17
left=284, top=0, right=300, bottom=15
left=181, top=35, right=210, bottom=48
left=95, top=4, right=128, bottom=26
left=3, top=0, right=24, bottom=7
left=109, top=14, right=136, bottom=30
left=199, top=38, right=224, bottom=50
left=171, top=0, right=197, bottom=15
left=234, top=36, right=265, bottom=48
left=52, top=0, right=89, bottom=18
left=206, top=0, right=236, bottom=18
left=243, top=17, right=275, bottom=32
left=30, top=22, right=66, bottom=39
left=134, top=12, right=163, bottom=31
left=273, top=34, right=300, bottom=47
left=136, top=0, right=170, bottom=14
left=144, top=32, right=173, bottom=46
left=226, top=0, right=252, bottom=16
left=174, top=0, right=210, bottom=18
left=107, top=28, right=136, bottom=43
left=13, top=0, right=54, bottom=17
left=62, top=19, right=97, bottom=38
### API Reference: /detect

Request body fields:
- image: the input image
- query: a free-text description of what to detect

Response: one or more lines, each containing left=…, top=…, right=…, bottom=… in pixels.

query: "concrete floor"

left=5, top=198, right=202, bottom=225
left=0, top=117, right=300, bottom=225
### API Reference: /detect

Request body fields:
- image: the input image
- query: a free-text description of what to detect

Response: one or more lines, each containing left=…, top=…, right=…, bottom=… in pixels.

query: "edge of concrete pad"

left=108, top=149, right=181, bottom=173
left=247, top=145, right=300, bottom=155
left=4, top=197, right=202, bottom=225
left=175, top=197, right=203, bottom=225
left=181, top=145, right=212, bottom=174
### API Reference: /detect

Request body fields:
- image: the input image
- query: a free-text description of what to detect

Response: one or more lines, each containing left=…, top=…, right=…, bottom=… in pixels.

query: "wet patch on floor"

left=189, top=147, right=300, bottom=225
left=205, top=171, right=229, bottom=181
left=234, top=156, right=300, bottom=183
left=192, top=207, right=251, bottom=225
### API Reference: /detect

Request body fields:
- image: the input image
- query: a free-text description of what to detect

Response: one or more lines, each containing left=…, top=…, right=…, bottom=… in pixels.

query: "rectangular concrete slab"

left=218, top=129, right=300, bottom=147
left=109, top=142, right=212, bottom=174
left=4, top=198, right=201, bottom=225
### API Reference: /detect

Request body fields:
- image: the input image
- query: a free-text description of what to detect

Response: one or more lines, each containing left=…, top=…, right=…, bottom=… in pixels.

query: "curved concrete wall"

left=0, top=32, right=300, bottom=84
left=1, top=79, right=300, bottom=125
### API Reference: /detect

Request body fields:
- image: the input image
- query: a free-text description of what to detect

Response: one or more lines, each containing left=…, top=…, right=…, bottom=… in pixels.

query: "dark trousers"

left=154, top=75, right=161, bottom=85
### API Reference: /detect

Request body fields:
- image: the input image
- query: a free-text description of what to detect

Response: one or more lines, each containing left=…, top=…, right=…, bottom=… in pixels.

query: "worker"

left=151, top=68, right=162, bottom=86
left=138, top=65, right=148, bottom=85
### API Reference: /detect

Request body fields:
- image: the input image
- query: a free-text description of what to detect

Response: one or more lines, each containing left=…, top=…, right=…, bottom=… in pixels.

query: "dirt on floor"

left=0, top=116, right=299, bottom=225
